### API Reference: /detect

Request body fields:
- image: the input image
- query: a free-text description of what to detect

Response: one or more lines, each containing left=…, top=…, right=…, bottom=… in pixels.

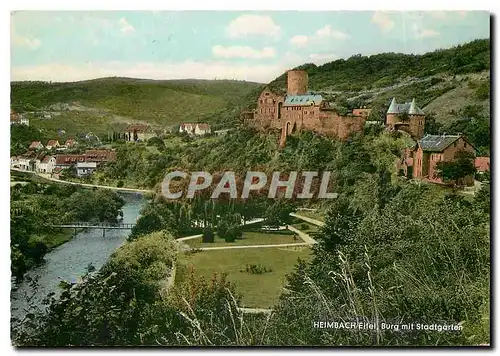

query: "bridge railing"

left=54, top=222, right=136, bottom=229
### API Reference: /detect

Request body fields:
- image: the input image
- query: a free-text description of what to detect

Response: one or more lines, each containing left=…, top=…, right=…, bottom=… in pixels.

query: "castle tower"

left=386, top=97, right=398, bottom=126
left=287, top=70, right=308, bottom=95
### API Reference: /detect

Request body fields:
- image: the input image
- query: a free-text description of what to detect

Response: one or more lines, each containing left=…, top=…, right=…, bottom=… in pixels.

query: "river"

left=10, top=192, right=146, bottom=329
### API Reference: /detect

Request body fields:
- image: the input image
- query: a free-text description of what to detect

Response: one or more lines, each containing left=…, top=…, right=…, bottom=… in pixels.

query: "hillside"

left=10, top=39, right=490, bottom=139
left=10, top=77, right=262, bottom=136
left=267, top=38, right=490, bottom=123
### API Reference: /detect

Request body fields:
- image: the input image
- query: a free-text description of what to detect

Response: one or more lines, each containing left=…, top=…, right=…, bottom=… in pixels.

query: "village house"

left=243, top=69, right=367, bottom=147
left=29, top=141, right=44, bottom=150
left=179, top=123, right=212, bottom=136
left=76, top=161, right=97, bottom=177
left=65, top=138, right=77, bottom=148
left=37, top=155, right=56, bottom=174
left=353, top=107, right=372, bottom=117
left=10, top=156, right=20, bottom=169
left=475, top=156, right=490, bottom=176
left=17, top=151, right=45, bottom=171
left=386, top=97, right=426, bottom=139
left=125, top=124, right=156, bottom=142
left=400, top=134, right=476, bottom=186
left=84, top=149, right=117, bottom=165
left=10, top=110, right=29, bottom=126
left=55, top=154, right=87, bottom=170
left=46, top=140, right=60, bottom=150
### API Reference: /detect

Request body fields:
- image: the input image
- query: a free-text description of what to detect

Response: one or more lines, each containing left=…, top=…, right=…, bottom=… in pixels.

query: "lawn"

left=185, top=230, right=302, bottom=248
left=175, top=246, right=312, bottom=308
left=290, top=221, right=320, bottom=234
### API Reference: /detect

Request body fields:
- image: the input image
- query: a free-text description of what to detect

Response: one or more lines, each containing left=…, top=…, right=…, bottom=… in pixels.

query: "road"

left=11, top=168, right=152, bottom=194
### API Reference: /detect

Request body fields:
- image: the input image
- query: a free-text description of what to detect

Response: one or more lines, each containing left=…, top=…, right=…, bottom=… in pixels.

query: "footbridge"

left=52, top=222, right=136, bottom=237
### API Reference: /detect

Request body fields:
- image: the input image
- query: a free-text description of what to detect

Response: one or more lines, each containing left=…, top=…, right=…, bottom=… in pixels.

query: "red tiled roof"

left=47, top=140, right=59, bottom=147
left=196, top=124, right=211, bottom=130
left=475, top=157, right=490, bottom=172
left=41, top=155, right=54, bottom=163
left=55, top=154, right=86, bottom=165
left=29, top=141, right=42, bottom=149
left=84, top=149, right=117, bottom=162
left=65, top=138, right=76, bottom=146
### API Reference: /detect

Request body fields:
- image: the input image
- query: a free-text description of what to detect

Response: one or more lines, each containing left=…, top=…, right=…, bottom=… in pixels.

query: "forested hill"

left=268, top=38, right=490, bottom=121
left=10, top=77, right=261, bottom=129
left=209, top=39, right=490, bottom=130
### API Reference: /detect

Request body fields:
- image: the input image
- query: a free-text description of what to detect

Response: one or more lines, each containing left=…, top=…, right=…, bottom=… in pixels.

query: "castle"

left=386, top=97, right=425, bottom=139
left=243, top=70, right=369, bottom=146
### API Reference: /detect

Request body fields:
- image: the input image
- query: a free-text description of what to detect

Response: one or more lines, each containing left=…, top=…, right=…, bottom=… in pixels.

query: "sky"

left=10, top=10, right=491, bottom=83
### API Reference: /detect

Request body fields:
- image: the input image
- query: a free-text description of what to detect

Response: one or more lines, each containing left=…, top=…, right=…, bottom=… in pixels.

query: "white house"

left=37, top=155, right=56, bottom=174
left=194, top=124, right=211, bottom=135
left=10, top=111, right=29, bottom=126
left=76, top=161, right=97, bottom=177
left=10, top=156, right=20, bottom=168
left=179, top=123, right=195, bottom=134
left=46, top=140, right=60, bottom=150
left=179, top=123, right=211, bottom=136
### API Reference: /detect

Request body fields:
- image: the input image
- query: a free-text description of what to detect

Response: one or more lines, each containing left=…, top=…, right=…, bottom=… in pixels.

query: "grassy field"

left=175, top=245, right=312, bottom=308
left=185, top=230, right=301, bottom=248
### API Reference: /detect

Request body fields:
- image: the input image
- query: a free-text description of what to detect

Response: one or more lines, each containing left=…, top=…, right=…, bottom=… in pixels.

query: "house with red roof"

left=65, top=138, right=77, bottom=148
left=125, top=124, right=156, bottom=142
left=37, top=155, right=56, bottom=174
left=46, top=140, right=60, bottom=150
left=475, top=156, right=490, bottom=175
left=29, top=141, right=44, bottom=150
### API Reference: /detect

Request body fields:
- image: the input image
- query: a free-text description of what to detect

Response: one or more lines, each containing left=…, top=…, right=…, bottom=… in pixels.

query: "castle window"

left=464, top=142, right=467, bottom=148
left=260, top=100, right=263, bottom=104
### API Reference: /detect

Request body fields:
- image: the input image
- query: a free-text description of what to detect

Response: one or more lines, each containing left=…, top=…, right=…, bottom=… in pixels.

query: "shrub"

left=202, top=228, right=214, bottom=243
left=241, top=264, right=273, bottom=274
left=116, top=180, right=124, bottom=188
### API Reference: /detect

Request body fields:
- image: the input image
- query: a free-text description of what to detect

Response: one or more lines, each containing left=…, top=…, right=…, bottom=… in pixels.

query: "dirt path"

left=290, top=212, right=325, bottom=227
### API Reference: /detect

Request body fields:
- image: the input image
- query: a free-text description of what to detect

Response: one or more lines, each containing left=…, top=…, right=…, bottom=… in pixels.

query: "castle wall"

left=387, top=113, right=425, bottom=139
left=409, top=115, right=425, bottom=139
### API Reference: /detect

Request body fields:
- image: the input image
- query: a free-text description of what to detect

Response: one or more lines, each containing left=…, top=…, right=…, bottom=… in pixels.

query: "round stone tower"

left=287, top=70, right=308, bottom=95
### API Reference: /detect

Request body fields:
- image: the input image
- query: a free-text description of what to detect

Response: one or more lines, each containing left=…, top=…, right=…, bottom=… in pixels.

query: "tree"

left=216, top=213, right=242, bottom=242
left=434, top=150, right=477, bottom=186
left=263, top=200, right=295, bottom=229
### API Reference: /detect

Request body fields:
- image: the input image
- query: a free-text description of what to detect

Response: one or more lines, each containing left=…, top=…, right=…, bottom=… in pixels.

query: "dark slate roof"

left=418, top=134, right=462, bottom=152
left=387, top=98, right=424, bottom=115
left=284, top=94, right=323, bottom=106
